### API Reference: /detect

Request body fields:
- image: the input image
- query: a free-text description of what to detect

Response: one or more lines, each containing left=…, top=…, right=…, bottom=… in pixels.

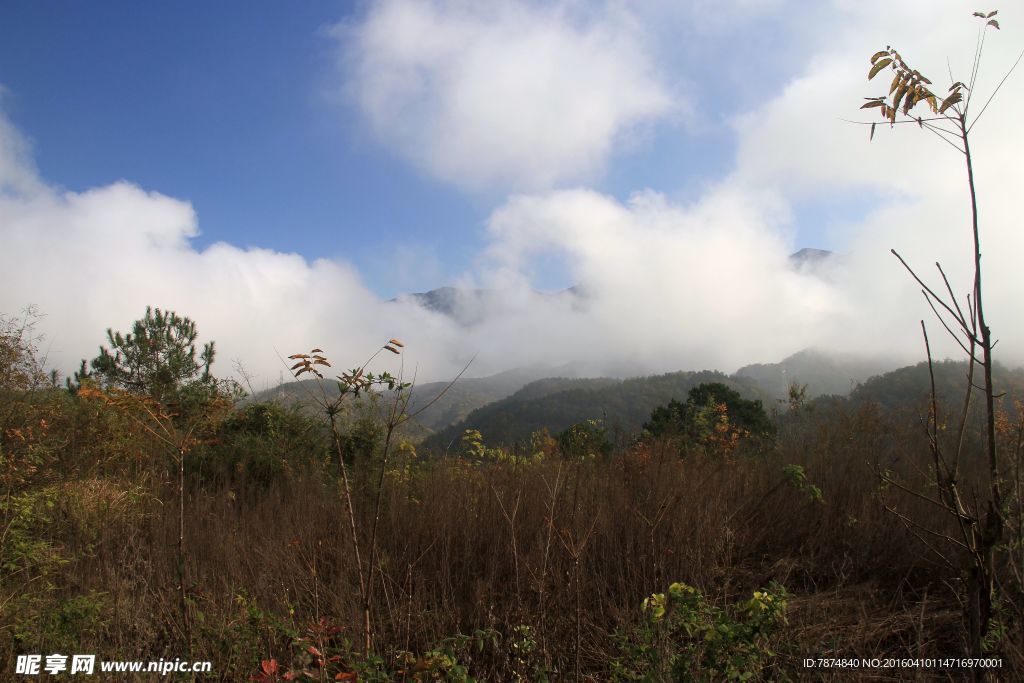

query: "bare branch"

left=407, top=354, right=477, bottom=421
left=885, top=504, right=970, bottom=556
left=920, top=121, right=968, bottom=154
left=921, top=292, right=978, bottom=359
left=878, top=470, right=968, bottom=519
left=892, top=250, right=976, bottom=336
left=964, top=25, right=987, bottom=116
left=936, top=262, right=970, bottom=329
left=968, top=47, right=1024, bottom=133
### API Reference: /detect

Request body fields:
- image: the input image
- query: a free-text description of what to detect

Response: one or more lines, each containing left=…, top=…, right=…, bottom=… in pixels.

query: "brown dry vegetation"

left=5, top=315, right=1024, bottom=681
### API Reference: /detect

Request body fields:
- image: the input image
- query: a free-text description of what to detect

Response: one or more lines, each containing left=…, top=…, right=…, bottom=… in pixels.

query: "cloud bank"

left=334, top=0, right=675, bottom=191
left=1, top=0, right=1023, bottom=390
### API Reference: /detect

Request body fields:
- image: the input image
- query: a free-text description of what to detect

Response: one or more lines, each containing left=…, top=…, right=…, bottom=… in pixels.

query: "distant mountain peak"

left=789, top=248, right=832, bottom=267
left=389, top=285, right=581, bottom=326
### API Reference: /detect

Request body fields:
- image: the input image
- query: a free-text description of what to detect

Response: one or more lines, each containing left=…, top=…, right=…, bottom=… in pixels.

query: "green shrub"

left=190, top=402, right=328, bottom=488
left=557, top=419, right=611, bottom=459
left=643, top=383, right=774, bottom=455
left=612, top=582, right=789, bottom=682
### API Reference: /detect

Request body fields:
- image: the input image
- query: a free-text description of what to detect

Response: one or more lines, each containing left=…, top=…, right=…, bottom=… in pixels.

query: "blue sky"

left=1, top=1, right=1022, bottom=383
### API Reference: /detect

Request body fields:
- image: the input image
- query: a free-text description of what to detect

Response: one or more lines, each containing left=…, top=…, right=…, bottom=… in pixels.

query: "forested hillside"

left=253, top=349, right=892, bottom=449
left=423, top=371, right=771, bottom=450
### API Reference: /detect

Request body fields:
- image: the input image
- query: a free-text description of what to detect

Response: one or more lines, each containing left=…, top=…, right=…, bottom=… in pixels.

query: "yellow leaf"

left=902, top=89, right=919, bottom=116
left=889, top=72, right=902, bottom=94
left=868, top=58, right=893, bottom=80
left=892, top=84, right=909, bottom=112
left=870, top=50, right=889, bottom=64
left=939, top=90, right=962, bottom=114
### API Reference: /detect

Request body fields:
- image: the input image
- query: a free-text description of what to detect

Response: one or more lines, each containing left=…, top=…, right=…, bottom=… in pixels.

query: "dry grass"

left=2, top=387, right=1021, bottom=681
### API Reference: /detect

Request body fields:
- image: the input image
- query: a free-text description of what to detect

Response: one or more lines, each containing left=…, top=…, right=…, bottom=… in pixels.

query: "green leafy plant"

left=612, top=582, right=788, bottom=682
left=557, top=419, right=612, bottom=460
left=781, top=464, right=823, bottom=505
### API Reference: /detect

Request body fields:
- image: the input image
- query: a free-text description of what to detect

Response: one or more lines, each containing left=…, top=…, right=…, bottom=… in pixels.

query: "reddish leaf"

left=251, top=659, right=280, bottom=681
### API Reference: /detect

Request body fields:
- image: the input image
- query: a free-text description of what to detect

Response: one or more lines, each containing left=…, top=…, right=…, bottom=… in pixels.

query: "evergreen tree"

left=69, top=306, right=216, bottom=404
left=643, top=382, right=773, bottom=445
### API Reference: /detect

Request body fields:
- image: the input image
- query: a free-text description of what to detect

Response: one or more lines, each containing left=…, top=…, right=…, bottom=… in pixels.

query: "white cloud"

left=335, top=0, right=675, bottom=191
left=463, top=185, right=837, bottom=373
left=439, top=0, right=1024, bottom=374
left=0, top=115, right=460, bottom=390
left=725, top=0, right=1024, bottom=365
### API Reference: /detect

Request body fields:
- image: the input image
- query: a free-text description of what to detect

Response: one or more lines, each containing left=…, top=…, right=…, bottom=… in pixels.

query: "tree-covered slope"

left=423, top=371, right=773, bottom=451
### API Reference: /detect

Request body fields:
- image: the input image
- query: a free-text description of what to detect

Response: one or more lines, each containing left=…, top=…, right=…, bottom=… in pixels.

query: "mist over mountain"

left=389, top=285, right=585, bottom=327
left=252, top=362, right=586, bottom=434
left=735, top=347, right=889, bottom=399
left=390, top=250, right=834, bottom=330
